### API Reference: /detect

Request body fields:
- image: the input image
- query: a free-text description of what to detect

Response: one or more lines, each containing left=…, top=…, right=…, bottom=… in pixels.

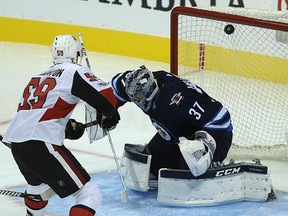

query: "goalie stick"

left=107, top=130, right=129, bottom=203
left=78, top=32, right=129, bottom=203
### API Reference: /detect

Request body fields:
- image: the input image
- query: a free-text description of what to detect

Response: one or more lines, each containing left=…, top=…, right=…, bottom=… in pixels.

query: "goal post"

left=170, top=6, right=288, bottom=160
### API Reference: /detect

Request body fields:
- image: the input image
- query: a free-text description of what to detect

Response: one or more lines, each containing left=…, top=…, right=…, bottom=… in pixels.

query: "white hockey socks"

left=71, top=181, right=102, bottom=214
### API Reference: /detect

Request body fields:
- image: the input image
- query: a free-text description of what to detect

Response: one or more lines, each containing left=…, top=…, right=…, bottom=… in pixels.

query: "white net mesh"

left=171, top=7, right=288, bottom=159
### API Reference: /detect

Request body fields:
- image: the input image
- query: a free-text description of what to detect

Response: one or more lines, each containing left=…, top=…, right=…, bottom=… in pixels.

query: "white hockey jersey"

left=3, top=63, right=117, bottom=145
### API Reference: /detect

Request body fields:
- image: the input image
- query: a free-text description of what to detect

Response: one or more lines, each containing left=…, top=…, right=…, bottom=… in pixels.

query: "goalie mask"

left=51, top=35, right=83, bottom=64
left=125, top=65, right=159, bottom=112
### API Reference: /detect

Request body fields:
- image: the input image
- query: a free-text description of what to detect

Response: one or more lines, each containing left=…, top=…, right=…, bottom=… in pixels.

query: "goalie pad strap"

left=159, top=162, right=267, bottom=179
left=124, top=144, right=150, bottom=164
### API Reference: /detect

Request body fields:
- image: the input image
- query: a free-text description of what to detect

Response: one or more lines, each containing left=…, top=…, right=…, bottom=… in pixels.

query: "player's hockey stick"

left=0, top=189, right=44, bottom=201
left=78, top=32, right=91, bottom=68
left=0, top=187, right=55, bottom=201
left=77, top=33, right=101, bottom=130
left=106, top=130, right=129, bottom=203
left=79, top=120, right=99, bottom=130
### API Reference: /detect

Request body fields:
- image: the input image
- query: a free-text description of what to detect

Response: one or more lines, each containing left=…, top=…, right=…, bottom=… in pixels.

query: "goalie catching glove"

left=179, top=130, right=216, bottom=176
left=65, top=119, right=84, bottom=140
left=97, top=110, right=120, bottom=129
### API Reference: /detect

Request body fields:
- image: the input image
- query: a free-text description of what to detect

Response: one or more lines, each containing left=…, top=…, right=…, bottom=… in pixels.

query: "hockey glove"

left=65, top=119, right=85, bottom=140
left=179, top=131, right=216, bottom=176
left=97, top=111, right=120, bottom=129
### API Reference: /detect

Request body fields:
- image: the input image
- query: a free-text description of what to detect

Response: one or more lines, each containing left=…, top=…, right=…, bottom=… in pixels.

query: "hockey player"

left=3, top=35, right=120, bottom=216
left=110, top=65, right=233, bottom=178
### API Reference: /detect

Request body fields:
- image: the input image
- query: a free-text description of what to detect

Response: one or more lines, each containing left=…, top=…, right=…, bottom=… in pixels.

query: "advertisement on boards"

left=1, top=1, right=288, bottom=38
left=1, top=0, right=287, bottom=61
left=77, top=0, right=287, bottom=11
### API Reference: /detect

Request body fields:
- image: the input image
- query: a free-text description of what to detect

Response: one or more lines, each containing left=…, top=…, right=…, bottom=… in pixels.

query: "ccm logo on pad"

left=215, top=167, right=241, bottom=177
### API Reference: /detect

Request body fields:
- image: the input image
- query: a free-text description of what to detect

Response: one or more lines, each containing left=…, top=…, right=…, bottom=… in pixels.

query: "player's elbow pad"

left=179, top=131, right=216, bottom=176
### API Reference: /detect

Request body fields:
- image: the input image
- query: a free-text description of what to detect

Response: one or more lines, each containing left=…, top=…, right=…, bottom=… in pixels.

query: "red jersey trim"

left=52, top=145, right=87, bottom=185
left=39, top=97, right=76, bottom=122
left=100, top=88, right=119, bottom=109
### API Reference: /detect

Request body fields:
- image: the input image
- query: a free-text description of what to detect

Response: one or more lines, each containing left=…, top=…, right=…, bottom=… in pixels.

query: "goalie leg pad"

left=121, top=144, right=153, bottom=192
left=157, top=162, right=273, bottom=206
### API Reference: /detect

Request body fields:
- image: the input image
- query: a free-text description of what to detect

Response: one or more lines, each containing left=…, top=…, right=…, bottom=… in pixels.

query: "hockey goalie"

left=107, top=65, right=276, bottom=206
left=85, top=65, right=276, bottom=206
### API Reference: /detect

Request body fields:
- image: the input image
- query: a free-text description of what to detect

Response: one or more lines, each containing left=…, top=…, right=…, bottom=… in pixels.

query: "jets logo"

left=169, top=92, right=183, bottom=105
left=151, top=120, right=171, bottom=141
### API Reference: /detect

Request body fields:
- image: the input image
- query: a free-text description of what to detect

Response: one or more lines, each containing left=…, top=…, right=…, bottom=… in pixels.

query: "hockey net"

left=170, top=6, right=288, bottom=160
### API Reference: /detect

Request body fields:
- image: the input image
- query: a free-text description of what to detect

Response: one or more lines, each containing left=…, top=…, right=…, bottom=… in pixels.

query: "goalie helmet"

left=125, top=65, right=159, bottom=112
left=51, top=35, right=83, bottom=64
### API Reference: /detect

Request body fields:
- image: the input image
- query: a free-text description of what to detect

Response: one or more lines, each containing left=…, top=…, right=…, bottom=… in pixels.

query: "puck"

left=224, top=24, right=235, bottom=35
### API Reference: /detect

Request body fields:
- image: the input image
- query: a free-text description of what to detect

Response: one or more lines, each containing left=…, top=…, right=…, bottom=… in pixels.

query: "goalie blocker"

left=121, top=144, right=276, bottom=206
